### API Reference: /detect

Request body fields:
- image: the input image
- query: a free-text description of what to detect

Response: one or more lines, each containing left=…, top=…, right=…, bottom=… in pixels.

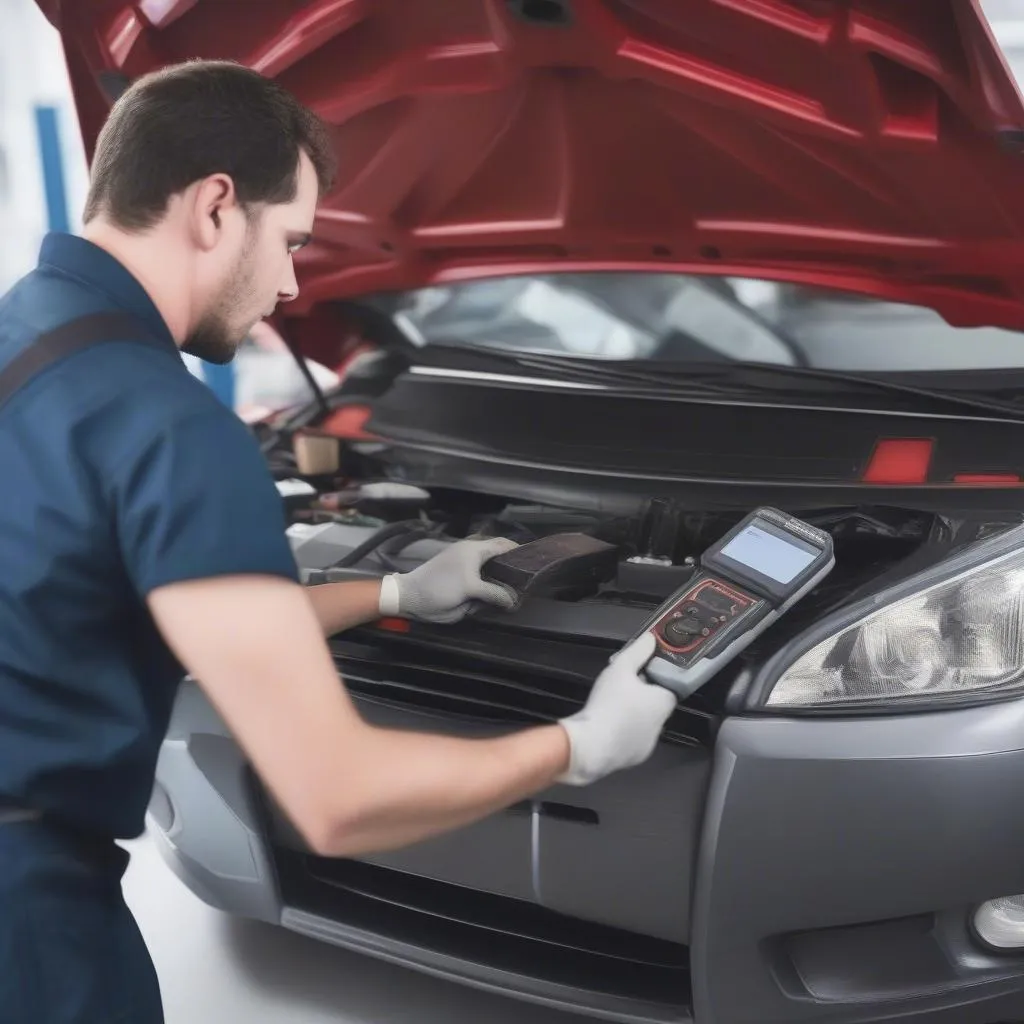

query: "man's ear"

left=189, top=173, right=237, bottom=252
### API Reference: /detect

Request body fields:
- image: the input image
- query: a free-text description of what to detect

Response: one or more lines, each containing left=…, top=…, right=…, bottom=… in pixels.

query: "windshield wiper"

left=663, top=360, right=1024, bottom=421
left=428, top=344, right=1024, bottom=423
left=426, top=344, right=744, bottom=396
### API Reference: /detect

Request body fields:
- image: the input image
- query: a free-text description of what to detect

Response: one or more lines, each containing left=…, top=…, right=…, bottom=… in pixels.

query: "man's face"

left=183, top=152, right=319, bottom=364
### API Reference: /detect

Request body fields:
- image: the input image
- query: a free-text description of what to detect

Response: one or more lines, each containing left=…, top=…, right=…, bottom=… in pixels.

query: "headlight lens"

left=767, top=550, right=1024, bottom=708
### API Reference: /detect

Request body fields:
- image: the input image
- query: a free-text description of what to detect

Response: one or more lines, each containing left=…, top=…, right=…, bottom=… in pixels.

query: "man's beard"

left=182, top=232, right=259, bottom=365
left=181, top=310, right=246, bottom=365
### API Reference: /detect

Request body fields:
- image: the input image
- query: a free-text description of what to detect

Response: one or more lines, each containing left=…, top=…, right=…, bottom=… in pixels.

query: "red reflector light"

left=375, top=617, right=410, bottom=633
left=862, top=439, right=933, bottom=484
left=953, top=473, right=1022, bottom=485
left=321, top=405, right=374, bottom=440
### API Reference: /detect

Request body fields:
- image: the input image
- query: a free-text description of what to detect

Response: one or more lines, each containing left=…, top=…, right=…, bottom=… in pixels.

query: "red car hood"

left=36, top=0, right=1024, bottom=332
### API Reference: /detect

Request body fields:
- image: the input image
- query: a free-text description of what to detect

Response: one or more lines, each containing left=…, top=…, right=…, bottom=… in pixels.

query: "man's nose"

left=279, top=261, right=299, bottom=303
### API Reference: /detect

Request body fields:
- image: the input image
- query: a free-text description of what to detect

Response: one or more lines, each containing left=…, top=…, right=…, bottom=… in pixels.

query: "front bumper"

left=150, top=681, right=1024, bottom=1024
left=694, top=702, right=1024, bottom=1024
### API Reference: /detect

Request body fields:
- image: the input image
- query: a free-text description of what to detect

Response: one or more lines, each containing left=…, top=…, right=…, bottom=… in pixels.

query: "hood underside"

left=38, top=0, right=1024, bottom=331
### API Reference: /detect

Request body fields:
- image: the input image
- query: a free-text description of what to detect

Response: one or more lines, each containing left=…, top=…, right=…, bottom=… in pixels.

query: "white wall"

left=0, top=0, right=89, bottom=291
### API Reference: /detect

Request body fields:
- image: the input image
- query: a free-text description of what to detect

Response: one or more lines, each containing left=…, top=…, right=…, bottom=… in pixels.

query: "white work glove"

left=379, top=536, right=520, bottom=624
left=556, top=632, right=677, bottom=786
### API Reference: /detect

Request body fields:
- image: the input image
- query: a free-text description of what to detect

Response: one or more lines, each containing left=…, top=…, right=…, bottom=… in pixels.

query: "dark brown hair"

left=83, top=59, right=336, bottom=230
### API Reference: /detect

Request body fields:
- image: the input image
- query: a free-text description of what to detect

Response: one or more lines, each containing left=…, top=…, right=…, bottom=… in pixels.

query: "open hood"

left=36, top=0, right=1024, bottom=332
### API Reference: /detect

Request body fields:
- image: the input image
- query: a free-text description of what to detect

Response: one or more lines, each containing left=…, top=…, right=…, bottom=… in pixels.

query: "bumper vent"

left=273, top=848, right=691, bottom=1014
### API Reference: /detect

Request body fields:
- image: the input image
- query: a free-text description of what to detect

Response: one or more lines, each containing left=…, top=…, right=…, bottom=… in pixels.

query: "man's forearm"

left=320, top=722, right=571, bottom=857
left=306, top=579, right=383, bottom=636
left=150, top=573, right=577, bottom=865
left=300, top=562, right=571, bottom=857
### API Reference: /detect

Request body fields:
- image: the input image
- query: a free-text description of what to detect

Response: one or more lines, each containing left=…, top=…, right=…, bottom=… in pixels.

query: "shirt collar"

left=37, top=233, right=179, bottom=354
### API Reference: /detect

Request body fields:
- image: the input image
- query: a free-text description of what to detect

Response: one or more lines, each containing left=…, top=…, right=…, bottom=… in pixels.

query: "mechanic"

left=0, top=61, right=676, bottom=1023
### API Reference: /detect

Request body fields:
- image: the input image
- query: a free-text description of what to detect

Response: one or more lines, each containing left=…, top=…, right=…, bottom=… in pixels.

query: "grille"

left=332, top=627, right=711, bottom=745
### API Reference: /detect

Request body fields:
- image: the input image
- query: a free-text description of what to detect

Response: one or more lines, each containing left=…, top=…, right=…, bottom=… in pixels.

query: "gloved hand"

left=379, top=536, right=520, bottom=624
left=556, top=632, right=676, bottom=786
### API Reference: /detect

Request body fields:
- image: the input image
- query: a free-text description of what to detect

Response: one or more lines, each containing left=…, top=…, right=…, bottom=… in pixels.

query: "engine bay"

left=284, top=477, right=999, bottom=597
left=280, top=473, right=1020, bottom=716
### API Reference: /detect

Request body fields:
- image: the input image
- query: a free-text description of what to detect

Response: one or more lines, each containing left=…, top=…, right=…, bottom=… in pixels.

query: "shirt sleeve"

left=112, top=406, right=300, bottom=596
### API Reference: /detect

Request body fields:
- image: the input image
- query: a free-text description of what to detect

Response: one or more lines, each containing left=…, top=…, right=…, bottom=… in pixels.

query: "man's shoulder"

left=76, top=362, right=265, bottom=510
left=71, top=348, right=242, bottom=462
left=0, top=265, right=102, bottom=368
left=0, top=297, right=250, bottom=504
left=0, top=271, right=219, bottom=422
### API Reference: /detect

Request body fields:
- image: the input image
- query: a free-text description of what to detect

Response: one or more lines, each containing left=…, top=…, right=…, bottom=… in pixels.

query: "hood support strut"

left=277, top=320, right=329, bottom=419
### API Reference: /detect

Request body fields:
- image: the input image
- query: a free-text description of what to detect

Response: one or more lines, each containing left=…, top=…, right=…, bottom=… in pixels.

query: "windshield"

left=364, top=273, right=1024, bottom=375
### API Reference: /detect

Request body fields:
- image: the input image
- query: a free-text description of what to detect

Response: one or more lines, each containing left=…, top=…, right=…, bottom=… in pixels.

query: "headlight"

left=765, top=543, right=1024, bottom=709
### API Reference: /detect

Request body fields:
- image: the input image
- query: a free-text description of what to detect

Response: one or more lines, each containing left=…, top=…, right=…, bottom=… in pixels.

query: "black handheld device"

left=632, top=507, right=835, bottom=698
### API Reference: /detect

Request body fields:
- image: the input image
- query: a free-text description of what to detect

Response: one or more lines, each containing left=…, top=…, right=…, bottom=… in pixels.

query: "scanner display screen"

left=718, top=524, right=817, bottom=584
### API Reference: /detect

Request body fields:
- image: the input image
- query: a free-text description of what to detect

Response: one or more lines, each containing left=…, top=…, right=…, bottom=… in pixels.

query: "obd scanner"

left=632, top=507, right=835, bottom=698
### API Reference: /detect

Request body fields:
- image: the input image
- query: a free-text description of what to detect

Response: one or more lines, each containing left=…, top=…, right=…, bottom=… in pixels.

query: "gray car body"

left=147, top=522, right=1024, bottom=1024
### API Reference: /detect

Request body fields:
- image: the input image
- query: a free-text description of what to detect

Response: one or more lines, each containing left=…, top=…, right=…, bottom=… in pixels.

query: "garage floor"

left=122, top=832, right=577, bottom=1024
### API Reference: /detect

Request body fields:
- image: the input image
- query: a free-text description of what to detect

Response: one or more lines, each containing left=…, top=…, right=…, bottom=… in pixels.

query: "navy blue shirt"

left=0, top=233, right=299, bottom=838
